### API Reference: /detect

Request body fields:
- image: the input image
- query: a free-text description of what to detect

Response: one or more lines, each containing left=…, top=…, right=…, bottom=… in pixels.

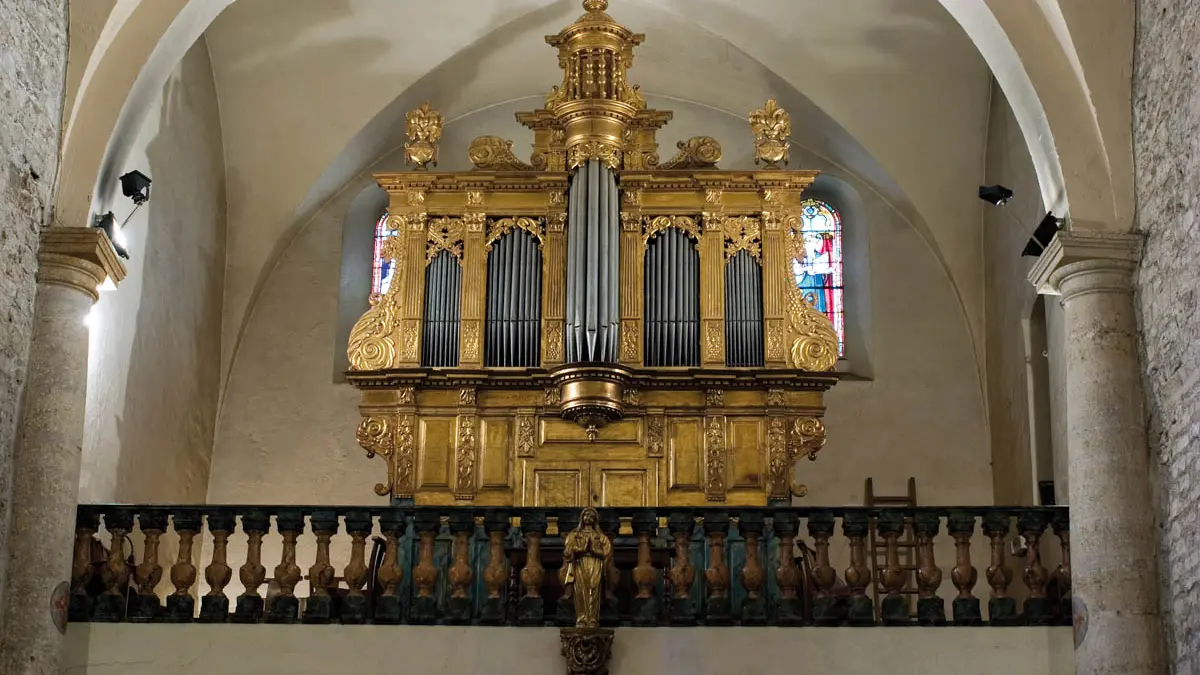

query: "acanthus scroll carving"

left=657, top=136, right=722, bottom=170
left=643, top=216, right=700, bottom=249
left=545, top=321, right=564, bottom=362
left=347, top=238, right=405, bottom=371
left=646, top=415, right=664, bottom=458
left=461, top=322, right=480, bottom=362
left=787, top=282, right=839, bottom=372
left=426, top=217, right=465, bottom=264
left=705, top=416, right=727, bottom=500
left=468, top=136, right=536, bottom=171
left=620, top=322, right=639, bottom=362
left=723, top=216, right=762, bottom=261
left=766, top=416, right=789, bottom=500
left=487, top=217, right=544, bottom=251
left=455, top=415, right=478, bottom=500
left=356, top=416, right=396, bottom=497
left=517, top=414, right=537, bottom=458
left=704, top=322, right=724, bottom=362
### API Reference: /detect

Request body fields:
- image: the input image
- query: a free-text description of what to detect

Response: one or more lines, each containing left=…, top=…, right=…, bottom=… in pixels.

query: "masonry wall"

left=0, top=0, right=69, bottom=628
left=1133, top=0, right=1200, bottom=671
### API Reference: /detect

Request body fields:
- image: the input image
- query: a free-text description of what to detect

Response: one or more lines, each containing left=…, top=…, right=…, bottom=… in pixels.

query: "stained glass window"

left=790, top=199, right=845, bottom=355
left=372, top=211, right=399, bottom=295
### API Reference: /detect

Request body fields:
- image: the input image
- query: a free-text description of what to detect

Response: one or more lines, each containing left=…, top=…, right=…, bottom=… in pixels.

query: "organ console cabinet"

left=346, top=0, right=840, bottom=508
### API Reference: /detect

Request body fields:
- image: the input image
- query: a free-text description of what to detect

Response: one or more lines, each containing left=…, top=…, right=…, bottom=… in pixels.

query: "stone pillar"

left=1029, top=231, right=1165, bottom=675
left=0, top=228, right=124, bottom=675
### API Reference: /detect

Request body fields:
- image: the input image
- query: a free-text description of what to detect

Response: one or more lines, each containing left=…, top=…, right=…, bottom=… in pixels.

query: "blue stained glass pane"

left=372, top=211, right=399, bottom=295
left=791, top=199, right=845, bottom=355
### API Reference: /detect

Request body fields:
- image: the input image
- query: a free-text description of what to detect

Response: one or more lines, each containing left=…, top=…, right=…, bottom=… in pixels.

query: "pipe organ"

left=347, top=0, right=840, bottom=508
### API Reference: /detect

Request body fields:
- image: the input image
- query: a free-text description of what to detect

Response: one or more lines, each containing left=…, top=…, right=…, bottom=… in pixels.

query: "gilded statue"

left=405, top=102, right=443, bottom=170
left=749, top=99, right=791, bottom=168
left=562, top=507, right=613, bottom=628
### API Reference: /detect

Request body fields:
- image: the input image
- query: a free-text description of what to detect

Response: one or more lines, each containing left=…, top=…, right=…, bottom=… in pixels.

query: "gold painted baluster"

left=668, top=512, right=696, bottom=625
left=983, top=511, right=1017, bottom=625
left=1052, top=510, right=1072, bottom=626
left=1020, top=510, right=1051, bottom=625
left=631, top=511, right=659, bottom=626
left=268, top=511, right=304, bottom=623
left=914, top=512, right=945, bottom=625
left=739, top=512, right=767, bottom=625
left=842, top=511, right=874, bottom=625
left=166, top=512, right=201, bottom=622
left=774, top=511, right=804, bottom=626
left=877, top=510, right=910, bottom=625
left=806, top=510, right=837, bottom=625
left=69, top=510, right=99, bottom=622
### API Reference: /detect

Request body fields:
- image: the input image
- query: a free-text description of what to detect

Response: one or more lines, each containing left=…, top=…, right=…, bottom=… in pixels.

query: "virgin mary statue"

left=562, top=507, right=613, bottom=628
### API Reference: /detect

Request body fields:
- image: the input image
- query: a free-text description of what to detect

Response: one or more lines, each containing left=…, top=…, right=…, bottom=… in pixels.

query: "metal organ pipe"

left=565, top=160, right=620, bottom=363
left=643, top=228, right=699, bottom=367
left=725, top=250, right=764, bottom=367
left=422, top=251, right=462, bottom=367
left=485, top=229, right=543, bottom=368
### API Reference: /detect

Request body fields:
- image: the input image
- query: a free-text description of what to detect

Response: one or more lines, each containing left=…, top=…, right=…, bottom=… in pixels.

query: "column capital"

left=1027, top=231, right=1141, bottom=300
left=36, top=227, right=127, bottom=302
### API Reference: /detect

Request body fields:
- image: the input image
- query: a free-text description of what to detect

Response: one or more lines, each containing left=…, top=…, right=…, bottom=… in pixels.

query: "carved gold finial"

left=405, top=102, right=443, bottom=170
left=749, top=99, right=791, bottom=168
left=787, top=283, right=839, bottom=371
left=583, top=0, right=608, bottom=11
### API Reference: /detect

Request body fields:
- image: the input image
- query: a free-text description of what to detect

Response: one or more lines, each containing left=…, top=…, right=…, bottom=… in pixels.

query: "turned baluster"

left=518, top=511, right=548, bottom=626
left=128, top=509, right=167, bottom=622
left=598, top=510, right=621, bottom=627
left=805, top=510, right=837, bottom=626
left=913, top=512, right=945, bottom=626
left=772, top=511, right=803, bottom=626
left=264, top=511, right=303, bottom=623
left=1020, top=510, right=1051, bottom=625
left=69, top=510, right=99, bottom=622
left=446, top=511, right=475, bottom=624
left=95, top=508, right=133, bottom=622
left=738, top=511, right=767, bottom=625
left=233, top=510, right=270, bottom=623
left=668, top=511, right=696, bottom=626
left=704, top=511, right=732, bottom=625
left=947, top=509, right=981, bottom=625
left=410, top=511, right=441, bottom=625
left=480, top=511, right=510, bottom=625
left=631, top=511, right=659, bottom=626
left=375, top=509, right=407, bottom=625
left=556, top=510, right=580, bottom=627
left=301, top=510, right=338, bottom=624
left=983, top=510, right=1017, bottom=625
left=877, top=510, right=910, bottom=625
left=842, top=511, right=874, bottom=625
left=1052, top=510, right=1072, bottom=626
left=165, top=511, right=201, bottom=622
left=342, top=510, right=374, bottom=624
left=199, top=512, right=235, bottom=622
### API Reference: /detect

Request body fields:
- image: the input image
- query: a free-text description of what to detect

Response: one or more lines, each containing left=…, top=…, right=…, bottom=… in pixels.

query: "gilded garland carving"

left=620, top=322, right=639, bottom=362
left=395, top=415, right=416, bottom=497
left=620, top=212, right=641, bottom=232
left=765, top=389, right=786, bottom=407
left=704, top=321, right=724, bottom=362
left=705, top=389, right=724, bottom=407
left=545, top=321, right=564, bottom=362
left=464, top=212, right=486, bottom=233
left=548, top=213, right=567, bottom=233
left=455, top=415, right=478, bottom=499
left=658, top=136, right=722, bottom=170
left=723, top=216, right=762, bottom=261
left=400, top=319, right=421, bottom=362
left=643, top=215, right=700, bottom=248
left=646, top=415, right=664, bottom=458
left=766, top=319, right=786, bottom=362
left=766, top=416, right=789, bottom=500
left=705, top=416, right=727, bottom=500
left=469, top=136, right=536, bottom=171
left=749, top=99, right=790, bottom=168
left=622, top=388, right=640, bottom=406
left=426, top=217, right=465, bottom=264
left=787, top=282, right=839, bottom=372
left=459, top=388, right=478, bottom=406
left=567, top=141, right=622, bottom=171
left=405, top=103, right=442, bottom=170
left=467, top=191, right=485, bottom=207
left=397, top=387, right=416, bottom=405
left=487, top=217, right=544, bottom=251
left=462, top=321, right=480, bottom=362
left=791, top=416, right=827, bottom=461
left=544, top=387, right=562, bottom=406
left=517, top=414, right=537, bottom=458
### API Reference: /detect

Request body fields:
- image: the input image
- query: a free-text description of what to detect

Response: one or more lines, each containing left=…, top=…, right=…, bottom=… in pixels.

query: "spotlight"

left=91, top=212, right=130, bottom=259
left=1021, top=212, right=1062, bottom=257
left=119, top=170, right=152, bottom=205
left=978, top=185, right=1013, bottom=205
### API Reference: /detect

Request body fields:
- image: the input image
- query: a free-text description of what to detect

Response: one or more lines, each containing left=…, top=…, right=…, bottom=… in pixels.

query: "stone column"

left=1029, top=231, right=1165, bottom=675
left=0, top=228, right=124, bottom=675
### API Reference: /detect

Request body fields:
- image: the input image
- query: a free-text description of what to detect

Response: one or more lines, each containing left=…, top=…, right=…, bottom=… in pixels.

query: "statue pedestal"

left=560, top=628, right=615, bottom=675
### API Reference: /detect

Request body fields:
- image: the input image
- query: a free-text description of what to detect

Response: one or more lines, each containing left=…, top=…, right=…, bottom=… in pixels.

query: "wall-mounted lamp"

left=1021, top=212, right=1063, bottom=257
left=91, top=212, right=130, bottom=260
left=120, top=170, right=152, bottom=205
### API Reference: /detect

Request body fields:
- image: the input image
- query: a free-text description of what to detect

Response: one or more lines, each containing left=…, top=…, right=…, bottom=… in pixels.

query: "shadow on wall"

left=111, top=44, right=225, bottom=504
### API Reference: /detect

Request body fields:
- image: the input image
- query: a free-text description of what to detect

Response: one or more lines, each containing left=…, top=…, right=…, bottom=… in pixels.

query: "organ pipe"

left=565, top=160, right=620, bottom=363
left=486, top=229, right=543, bottom=367
left=644, top=228, right=700, bottom=367
left=725, top=250, right=764, bottom=367
left=422, top=251, right=462, bottom=367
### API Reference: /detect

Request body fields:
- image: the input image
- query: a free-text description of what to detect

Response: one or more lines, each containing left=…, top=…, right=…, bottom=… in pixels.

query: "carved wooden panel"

left=418, top=417, right=455, bottom=489
left=540, top=418, right=643, bottom=444
left=592, top=463, right=657, bottom=507
left=728, top=417, right=766, bottom=489
left=524, top=462, right=587, bottom=507
left=479, top=417, right=513, bottom=488
left=667, top=416, right=704, bottom=491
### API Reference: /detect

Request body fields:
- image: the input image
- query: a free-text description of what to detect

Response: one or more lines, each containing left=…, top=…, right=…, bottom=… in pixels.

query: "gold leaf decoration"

left=705, top=416, right=727, bottom=500
left=658, top=136, right=722, bottom=170
left=347, top=294, right=400, bottom=371
left=469, top=136, right=536, bottom=171
left=356, top=416, right=396, bottom=496
left=787, top=283, right=839, bottom=372
left=749, top=99, right=790, bottom=168
left=567, top=141, right=621, bottom=171
left=405, top=103, right=442, bottom=170
left=643, top=215, right=700, bottom=248
left=723, top=216, right=762, bottom=260
left=426, top=217, right=465, bottom=264
left=486, top=217, right=544, bottom=251
left=766, top=416, right=789, bottom=500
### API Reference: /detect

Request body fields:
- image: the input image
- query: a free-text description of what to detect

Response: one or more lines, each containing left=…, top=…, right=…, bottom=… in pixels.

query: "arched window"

left=791, top=199, right=845, bottom=354
left=371, top=211, right=398, bottom=295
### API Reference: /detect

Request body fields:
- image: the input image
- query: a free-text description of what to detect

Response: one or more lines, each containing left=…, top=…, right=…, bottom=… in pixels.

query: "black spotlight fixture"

left=1021, top=212, right=1062, bottom=257
left=91, top=212, right=130, bottom=260
left=119, top=170, right=152, bottom=205
left=978, top=185, right=1013, bottom=205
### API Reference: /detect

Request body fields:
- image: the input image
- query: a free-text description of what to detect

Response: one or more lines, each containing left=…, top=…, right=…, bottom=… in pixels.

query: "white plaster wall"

left=80, top=39, right=226, bottom=504
left=62, top=624, right=1074, bottom=675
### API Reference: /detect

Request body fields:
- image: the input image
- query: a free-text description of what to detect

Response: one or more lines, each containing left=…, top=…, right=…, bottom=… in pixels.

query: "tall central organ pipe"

left=564, top=159, right=621, bottom=363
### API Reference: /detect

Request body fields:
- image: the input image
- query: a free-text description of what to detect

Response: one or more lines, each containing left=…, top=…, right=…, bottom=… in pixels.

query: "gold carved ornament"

left=486, top=217, right=544, bottom=251
left=426, top=217, right=465, bottom=264
left=347, top=237, right=406, bottom=371
left=786, top=281, right=839, bottom=372
left=723, top=216, right=762, bottom=261
left=657, top=136, right=722, bottom=170
left=786, top=417, right=827, bottom=498
left=405, top=102, right=443, bottom=170
left=766, top=417, right=790, bottom=499
left=749, top=99, right=791, bottom=168
left=468, top=136, right=536, bottom=171
left=455, top=415, right=477, bottom=499
left=705, top=416, right=727, bottom=500
left=517, top=414, right=537, bottom=458
left=357, top=416, right=397, bottom=497
left=568, top=141, right=622, bottom=171
left=642, top=215, right=701, bottom=249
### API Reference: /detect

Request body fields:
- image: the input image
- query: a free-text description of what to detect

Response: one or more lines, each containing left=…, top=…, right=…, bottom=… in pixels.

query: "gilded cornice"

left=37, top=227, right=127, bottom=301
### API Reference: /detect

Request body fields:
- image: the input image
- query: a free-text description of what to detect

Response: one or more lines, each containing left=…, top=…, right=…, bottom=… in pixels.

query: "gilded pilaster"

left=761, top=189, right=793, bottom=368
left=701, top=187, right=727, bottom=366
left=704, top=387, right=728, bottom=502
left=397, top=187, right=429, bottom=366
left=619, top=186, right=644, bottom=366
left=460, top=193, right=486, bottom=367
left=542, top=189, right=567, bottom=367
left=455, top=387, right=479, bottom=501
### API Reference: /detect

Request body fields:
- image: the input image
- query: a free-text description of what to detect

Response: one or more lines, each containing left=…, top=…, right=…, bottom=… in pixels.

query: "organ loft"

left=345, top=0, right=840, bottom=508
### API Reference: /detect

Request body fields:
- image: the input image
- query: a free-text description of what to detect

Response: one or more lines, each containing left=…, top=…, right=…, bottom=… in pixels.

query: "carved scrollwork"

left=567, top=141, right=622, bottom=171
left=395, top=415, right=416, bottom=497
left=486, top=217, right=544, bottom=251
left=620, top=322, right=639, bottom=362
left=705, top=389, right=724, bottom=407
left=646, top=415, right=664, bottom=458
left=469, top=136, right=536, bottom=171
left=704, top=321, right=724, bottom=362
left=544, top=387, right=562, bottom=406
left=765, top=389, right=786, bottom=407
left=766, top=416, right=789, bottom=500
left=517, top=414, right=537, bottom=458
left=791, top=417, right=827, bottom=461
left=348, top=237, right=405, bottom=371
left=787, top=282, right=839, bottom=372
left=723, top=216, right=762, bottom=261
left=545, top=321, right=564, bottom=361
left=426, top=217, right=465, bottom=264
left=643, top=215, right=700, bottom=248
left=455, top=415, right=477, bottom=500
left=622, top=388, right=640, bottom=406
left=461, top=321, right=480, bottom=362
left=658, top=136, right=722, bottom=170
left=705, top=416, right=727, bottom=500
left=356, top=416, right=396, bottom=496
